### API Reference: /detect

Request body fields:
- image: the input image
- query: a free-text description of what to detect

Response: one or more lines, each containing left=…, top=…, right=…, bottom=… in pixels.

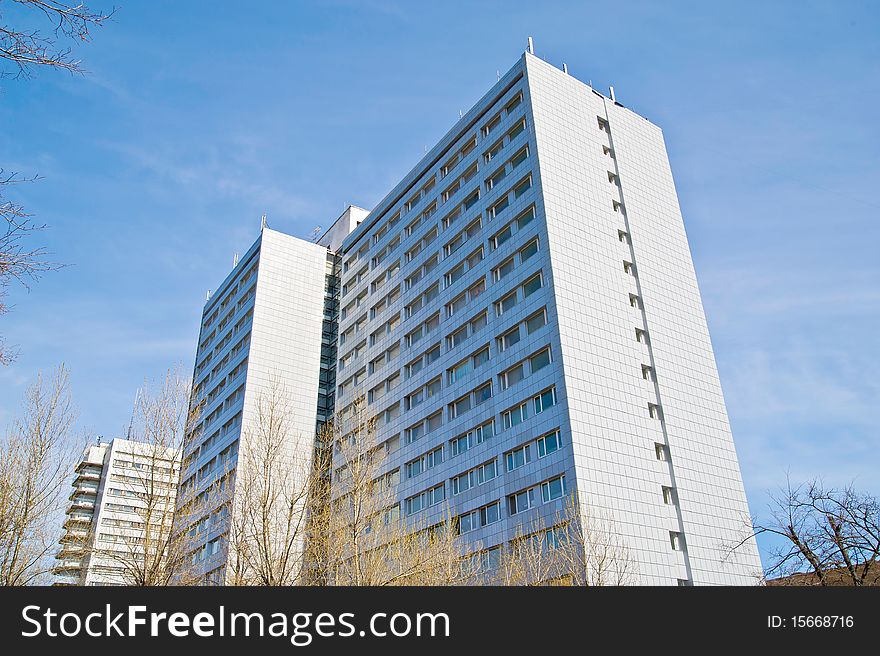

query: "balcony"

left=59, top=529, right=89, bottom=544
left=63, top=512, right=93, bottom=528
left=73, top=474, right=100, bottom=488
left=56, top=543, right=86, bottom=560
left=69, top=493, right=96, bottom=508
left=52, top=559, right=83, bottom=573
left=52, top=574, right=81, bottom=586
left=74, top=466, right=102, bottom=481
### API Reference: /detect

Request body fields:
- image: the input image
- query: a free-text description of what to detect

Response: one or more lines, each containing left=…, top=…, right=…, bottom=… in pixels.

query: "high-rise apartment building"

left=333, top=52, right=760, bottom=585
left=180, top=50, right=761, bottom=585
left=176, top=207, right=367, bottom=582
left=53, top=438, right=180, bottom=586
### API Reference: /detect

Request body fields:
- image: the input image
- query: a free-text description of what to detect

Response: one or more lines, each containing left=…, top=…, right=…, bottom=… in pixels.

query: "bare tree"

left=309, top=393, right=467, bottom=586
left=564, top=496, right=639, bottom=586
left=1, top=1, right=113, bottom=363
left=0, top=365, right=76, bottom=585
left=224, top=377, right=314, bottom=586
left=167, top=462, right=230, bottom=586
left=497, top=521, right=560, bottom=586
left=84, top=367, right=197, bottom=586
left=0, top=172, right=59, bottom=364
left=498, top=494, right=638, bottom=586
left=729, top=476, right=879, bottom=586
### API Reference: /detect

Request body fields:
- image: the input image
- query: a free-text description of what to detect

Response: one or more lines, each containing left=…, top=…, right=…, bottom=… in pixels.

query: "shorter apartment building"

left=53, top=438, right=181, bottom=586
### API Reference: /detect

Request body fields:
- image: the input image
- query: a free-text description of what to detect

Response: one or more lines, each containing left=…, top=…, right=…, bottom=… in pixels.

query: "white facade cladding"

left=53, top=439, right=180, bottom=586
left=332, top=52, right=761, bottom=585
left=178, top=225, right=336, bottom=582
left=523, top=54, right=761, bottom=584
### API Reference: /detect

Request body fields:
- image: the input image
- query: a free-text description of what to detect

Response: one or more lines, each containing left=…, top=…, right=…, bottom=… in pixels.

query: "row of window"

left=340, top=108, right=530, bottom=337
left=447, top=343, right=490, bottom=385
left=367, top=368, right=402, bottom=406
left=106, top=487, right=143, bottom=500
left=451, top=458, right=497, bottom=494
left=404, top=409, right=443, bottom=445
left=400, top=379, right=558, bottom=454
left=404, top=376, right=442, bottom=411
left=483, top=115, right=525, bottom=165
left=342, top=87, right=526, bottom=280
left=196, top=292, right=255, bottom=380
left=188, top=407, right=242, bottom=466
left=190, top=536, right=223, bottom=564
left=195, top=312, right=252, bottom=392
left=108, top=472, right=177, bottom=491
left=502, top=387, right=557, bottom=430
left=180, top=437, right=239, bottom=497
left=484, top=141, right=528, bottom=192
left=404, top=281, right=439, bottom=320
left=98, top=532, right=143, bottom=545
left=201, top=257, right=258, bottom=335
left=451, top=419, right=493, bottom=457
left=405, top=341, right=441, bottom=378
left=498, top=307, right=547, bottom=351
left=202, top=381, right=244, bottom=425
left=112, top=456, right=177, bottom=472
left=453, top=473, right=566, bottom=535
left=406, top=427, right=562, bottom=501
left=493, top=237, right=538, bottom=284
left=505, top=429, right=562, bottom=471
left=401, top=193, right=534, bottom=329
left=493, top=271, right=544, bottom=318
left=101, top=517, right=146, bottom=530
left=487, top=173, right=531, bottom=220
left=406, top=465, right=565, bottom=528
left=187, top=505, right=230, bottom=539
left=498, top=346, right=552, bottom=391
left=334, top=93, right=541, bottom=428
left=177, top=471, right=234, bottom=532
left=103, top=502, right=137, bottom=514
left=443, top=245, right=484, bottom=289
left=345, top=207, right=536, bottom=368
left=507, top=475, right=566, bottom=515
left=403, top=483, right=445, bottom=515
left=337, top=203, right=540, bottom=396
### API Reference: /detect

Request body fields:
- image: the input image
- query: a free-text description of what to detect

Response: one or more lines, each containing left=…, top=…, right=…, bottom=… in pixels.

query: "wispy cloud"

left=699, top=257, right=880, bottom=524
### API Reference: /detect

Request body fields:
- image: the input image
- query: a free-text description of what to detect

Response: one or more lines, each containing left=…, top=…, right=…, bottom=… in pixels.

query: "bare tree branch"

left=0, top=171, right=65, bottom=364
left=0, top=364, right=77, bottom=585
left=726, top=475, right=880, bottom=586
left=1, top=1, right=112, bottom=362
left=497, top=494, right=638, bottom=586
left=83, top=367, right=197, bottom=586
left=308, top=392, right=468, bottom=586
left=224, top=376, right=314, bottom=586
left=0, top=1, right=114, bottom=78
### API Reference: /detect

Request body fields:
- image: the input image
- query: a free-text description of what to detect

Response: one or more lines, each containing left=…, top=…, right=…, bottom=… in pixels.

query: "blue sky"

left=1, top=1, right=878, bottom=566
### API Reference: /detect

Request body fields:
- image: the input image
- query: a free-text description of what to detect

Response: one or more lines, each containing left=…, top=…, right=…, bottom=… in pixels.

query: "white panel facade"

left=600, top=94, right=762, bottom=585
left=523, top=53, right=760, bottom=584
left=242, top=228, right=328, bottom=460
